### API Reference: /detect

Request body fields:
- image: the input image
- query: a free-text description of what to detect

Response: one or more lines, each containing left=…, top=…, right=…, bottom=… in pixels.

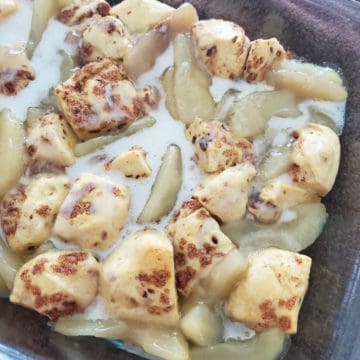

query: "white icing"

left=0, top=0, right=32, bottom=44
left=0, top=18, right=75, bottom=119
left=273, top=173, right=293, bottom=184
left=300, top=99, right=346, bottom=134
left=279, top=208, right=297, bottom=223
left=222, top=318, right=256, bottom=342
left=210, top=77, right=272, bottom=102
left=216, top=303, right=256, bottom=342
left=136, top=43, right=174, bottom=88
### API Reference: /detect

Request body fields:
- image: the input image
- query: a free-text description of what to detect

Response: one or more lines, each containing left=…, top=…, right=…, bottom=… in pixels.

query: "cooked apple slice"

left=27, top=0, right=69, bottom=57
left=0, top=110, right=25, bottom=198
left=191, top=329, right=286, bottom=360
left=227, top=89, right=300, bottom=139
left=257, top=145, right=293, bottom=182
left=124, top=3, right=198, bottom=78
left=222, top=202, right=327, bottom=253
left=55, top=317, right=189, bottom=360
left=137, top=144, right=182, bottom=224
left=0, top=238, right=24, bottom=290
left=266, top=59, right=347, bottom=101
left=161, top=67, right=179, bottom=119
left=54, top=318, right=128, bottom=338
left=172, top=34, right=215, bottom=124
left=203, top=249, right=248, bottom=303
left=180, top=303, right=221, bottom=346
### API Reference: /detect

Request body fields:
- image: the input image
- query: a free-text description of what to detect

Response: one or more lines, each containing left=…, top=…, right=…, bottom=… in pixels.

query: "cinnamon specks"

left=206, top=45, right=217, bottom=57
left=35, top=205, right=51, bottom=217
left=176, top=266, right=196, bottom=290
left=196, top=209, right=209, bottom=220
left=279, top=316, right=291, bottom=331
left=174, top=252, right=186, bottom=267
left=96, top=2, right=111, bottom=16
left=0, top=187, right=27, bottom=236
left=51, top=252, right=89, bottom=276
left=148, top=305, right=164, bottom=315
left=160, top=292, right=170, bottom=305
left=129, top=297, right=139, bottom=307
left=31, top=259, right=48, bottom=275
left=290, top=164, right=307, bottom=183
left=57, top=7, right=77, bottom=24
left=18, top=268, right=80, bottom=321
left=199, top=137, right=208, bottom=151
left=112, top=186, right=122, bottom=197
left=137, top=269, right=170, bottom=288
left=259, top=298, right=295, bottom=332
left=107, top=22, right=116, bottom=34
left=69, top=201, right=93, bottom=219
left=43, top=300, right=79, bottom=321
left=187, top=243, right=198, bottom=259
left=278, top=296, right=297, bottom=310
left=259, top=300, right=277, bottom=323
left=26, top=145, right=36, bottom=157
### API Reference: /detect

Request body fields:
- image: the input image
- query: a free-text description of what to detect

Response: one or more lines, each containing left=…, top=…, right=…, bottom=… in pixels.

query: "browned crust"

left=18, top=268, right=81, bottom=321
left=0, top=69, right=34, bottom=96
left=57, top=1, right=110, bottom=25
left=55, top=58, right=152, bottom=139
left=0, top=186, right=27, bottom=237
left=51, top=252, right=90, bottom=276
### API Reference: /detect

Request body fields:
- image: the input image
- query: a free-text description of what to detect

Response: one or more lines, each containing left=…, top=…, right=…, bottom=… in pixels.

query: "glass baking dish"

left=0, top=0, right=359, bottom=359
